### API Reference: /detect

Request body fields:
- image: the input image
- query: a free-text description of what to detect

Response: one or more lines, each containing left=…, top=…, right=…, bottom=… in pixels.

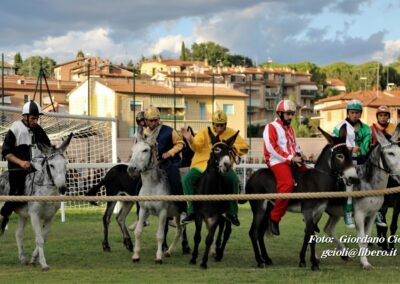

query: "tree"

left=191, top=42, right=230, bottom=66
left=14, top=52, right=23, bottom=73
left=17, top=56, right=57, bottom=78
left=180, top=41, right=190, bottom=61
left=76, top=50, right=85, bottom=58
left=127, top=59, right=134, bottom=69
left=228, top=54, right=253, bottom=67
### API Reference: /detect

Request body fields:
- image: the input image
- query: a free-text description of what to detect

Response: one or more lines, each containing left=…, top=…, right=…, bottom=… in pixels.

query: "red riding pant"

left=270, top=162, right=306, bottom=222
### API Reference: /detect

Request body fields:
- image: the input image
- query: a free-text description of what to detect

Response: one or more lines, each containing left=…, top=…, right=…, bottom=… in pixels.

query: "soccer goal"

left=0, top=105, right=117, bottom=211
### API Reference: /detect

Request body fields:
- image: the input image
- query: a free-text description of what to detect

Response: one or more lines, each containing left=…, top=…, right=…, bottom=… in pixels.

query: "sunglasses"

left=214, top=123, right=226, bottom=127
left=284, top=112, right=295, bottom=116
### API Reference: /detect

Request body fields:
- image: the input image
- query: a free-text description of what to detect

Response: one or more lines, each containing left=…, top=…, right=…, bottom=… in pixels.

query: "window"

left=24, top=95, right=29, bottom=103
left=130, top=100, right=143, bottom=112
left=223, top=104, right=234, bottom=115
left=199, top=103, right=206, bottom=120
left=327, top=111, right=331, bottom=122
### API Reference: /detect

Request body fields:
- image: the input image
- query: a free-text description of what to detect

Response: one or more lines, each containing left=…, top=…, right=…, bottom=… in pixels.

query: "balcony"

left=160, top=114, right=184, bottom=120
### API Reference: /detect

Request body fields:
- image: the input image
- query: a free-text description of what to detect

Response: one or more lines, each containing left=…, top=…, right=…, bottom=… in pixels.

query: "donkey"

left=127, top=135, right=183, bottom=264
left=189, top=128, right=240, bottom=269
left=376, top=186, right=400, bottom=251
left=86, top=164, right=140, bottom=252
left=349, top=125, right=400, bottom=269
left=245, top=125, right=359, bottom=270
left=0, top=133, right=72, bottom=270
left=305, top=125, right=400, bottom=270
left=86, top=164, right=191, bottom=254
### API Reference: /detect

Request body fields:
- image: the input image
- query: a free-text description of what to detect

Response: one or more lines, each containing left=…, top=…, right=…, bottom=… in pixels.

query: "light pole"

left=299, top=105, right=307, bottom=125
left=360, top=77, right=367, bottom=91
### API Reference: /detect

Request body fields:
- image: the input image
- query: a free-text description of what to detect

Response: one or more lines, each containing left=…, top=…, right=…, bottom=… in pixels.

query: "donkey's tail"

left=238, top=183, right=248, bottom=204
left=85, top=179, right=105, bottom=206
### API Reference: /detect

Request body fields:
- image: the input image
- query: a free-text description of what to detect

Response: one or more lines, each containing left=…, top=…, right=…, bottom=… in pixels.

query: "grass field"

left=0, top=204, right=399, bottom=283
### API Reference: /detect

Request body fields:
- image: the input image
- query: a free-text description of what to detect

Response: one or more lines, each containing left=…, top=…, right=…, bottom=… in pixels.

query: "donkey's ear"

left=187, top=126, right=195, bottom=137
left=225, top=130, right=240, bottom=147
left=318, top=126, right=334, bottom=145
left=338, top=123, right=347, bottom=139
left=391, top=123, right=400, bottom=143
left=208, top=127, right=219, bottom=145
left=58, top=132, right=73, bottom=153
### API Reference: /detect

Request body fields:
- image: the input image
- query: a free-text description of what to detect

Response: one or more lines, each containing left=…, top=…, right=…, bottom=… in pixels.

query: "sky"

left=1, top=0, right=399, bottom=66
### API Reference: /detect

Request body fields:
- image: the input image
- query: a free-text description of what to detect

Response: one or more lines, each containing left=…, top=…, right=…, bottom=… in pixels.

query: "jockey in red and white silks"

left=263, top=100, right=307, bottom=233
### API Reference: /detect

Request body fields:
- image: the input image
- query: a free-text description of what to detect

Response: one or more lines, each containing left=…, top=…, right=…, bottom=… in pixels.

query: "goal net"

left=0, top=105, right=117, bottom=209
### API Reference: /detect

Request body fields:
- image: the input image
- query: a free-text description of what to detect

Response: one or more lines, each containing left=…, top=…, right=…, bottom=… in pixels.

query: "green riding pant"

left=182, top=167, right=239, bottom=215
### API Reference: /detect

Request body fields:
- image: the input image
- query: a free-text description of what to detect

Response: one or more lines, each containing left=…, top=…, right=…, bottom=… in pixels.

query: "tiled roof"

left=326, top=78, right=345, bottom=86
left=101, top=80, right=247, bottom=97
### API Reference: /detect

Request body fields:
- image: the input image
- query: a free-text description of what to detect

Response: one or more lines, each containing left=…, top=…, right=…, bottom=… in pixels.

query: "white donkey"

left=0, top=133, right=72, bottom=270
left=127, top=133, right=183, bottom=264
left=323, top=125, right=400, bottom=269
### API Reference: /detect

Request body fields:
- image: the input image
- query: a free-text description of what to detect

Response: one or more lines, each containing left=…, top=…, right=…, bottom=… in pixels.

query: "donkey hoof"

left=189, top=259, right=196, bottom=265
left=299, top=261, right=306, bottom=268
left=362, top=263, right=374, bottom=270
left=155, top=259, right=163, bottom=264
left=102, top=243, right=111, bottom=252
left=132, top=258, right=140, bottom=263
left=311, top=264, right=319, bottom=271
left=182, top=246, right=191, bottom=255
left=200, top=262, right=208, bottom=269
left=265, top=258, right=273, bottom=266
left=257, top=262, right=266, bottom=268
left=124, top=238, right=133, bottom=252
left=341, top=255, right=349, bottom=261
left=164, top=251, right=171, bottom=258
left=41, top=266, right=50, bottom=271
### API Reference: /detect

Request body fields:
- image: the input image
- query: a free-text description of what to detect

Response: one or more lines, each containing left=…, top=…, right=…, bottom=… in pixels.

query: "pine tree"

left=14, top=52, right=23, bottom=72
left=76, top=50, right=85, bottom=58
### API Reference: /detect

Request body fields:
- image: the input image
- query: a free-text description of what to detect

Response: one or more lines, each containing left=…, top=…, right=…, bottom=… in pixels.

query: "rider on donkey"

left=141, top=106, right=187, bottom=214
left=369, top=105, right=399, bottom=227
left=263, top=99, right=307, bottom=236
left=0, top=101, right=51, bottom=234
left=181, top=110, right=249, bottom=226
left=332, top=99, right=372, bottom=228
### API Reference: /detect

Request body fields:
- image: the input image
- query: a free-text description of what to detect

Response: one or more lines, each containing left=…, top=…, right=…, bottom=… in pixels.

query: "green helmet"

left=346, top=99, right=363, bottom=111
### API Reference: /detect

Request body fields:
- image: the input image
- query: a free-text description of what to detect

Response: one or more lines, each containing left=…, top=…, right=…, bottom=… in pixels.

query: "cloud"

left=11, top=28, right=130, bottom=64
left=373, top=40, right=400, bottom=64
left=332, top=0, right=371, bottom=14
left=146, top=35, right=193, bottom=58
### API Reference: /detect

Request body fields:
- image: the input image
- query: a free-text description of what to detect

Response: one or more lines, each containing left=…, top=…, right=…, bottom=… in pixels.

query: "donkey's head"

left=127, top=133, right=157, bottom=178
left=32, top=133, right=73, bottom=194
left=208, top=127, right=239, bottom=174
left=371, top=123, right=400, bottom=183
left=318, top=124, right=359, bottom=185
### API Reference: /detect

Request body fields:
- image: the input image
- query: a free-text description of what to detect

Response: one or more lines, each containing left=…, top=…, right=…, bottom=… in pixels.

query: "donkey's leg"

left=29, top=213, right=49, bottom=270
left=249, top=209, right=269, bottom=267
left=31, top=216, right=55, bottom=267
left=215, top=217, right=232, bottom=262
left=132, top=208, right=149, bottom=263
left=181, top=225, right=191, bottom=255
left=389, top=199, right=400, bottom=250
left=258, top=209, right=273, bottom=266
left=116, top=201, right=134, bottom=252
left=324, top=215, right=348, bottom=260
left=15, top=216, right=29, bottom=265
left=377, top=206, right=388, bottom=250
left=165, top=214, right=183, bottom=257
left=155, top=209, right=168, bottom=264
left=354, top=209, right=372, bottom=270
left=299, top=209, right=313, bottom=268
left=102, top=202, right=116, bottom=252
left=213, top=216, right=225, bottom=258
left=190, top=216, right=202, bottom=265
left=201, top=216, right=219, bottom=269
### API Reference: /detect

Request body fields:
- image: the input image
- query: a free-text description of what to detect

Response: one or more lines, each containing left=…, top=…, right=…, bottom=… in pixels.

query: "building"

left=325, top=78, right=346, bottom=93
left=1, top=62, right=16, bottom=76
left=141, top=60, right=319, bottom=126
left=0, top=75, right=76, bottom=111
left=67, top=79, right=248, bottom=138
left=314, top=90, right=400, bottom=131
left=54, top=56, right=133, bottom=82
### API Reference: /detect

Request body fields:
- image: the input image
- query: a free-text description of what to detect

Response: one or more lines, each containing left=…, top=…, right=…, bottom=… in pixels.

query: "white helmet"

left=22, top=100, right=43, bottom=116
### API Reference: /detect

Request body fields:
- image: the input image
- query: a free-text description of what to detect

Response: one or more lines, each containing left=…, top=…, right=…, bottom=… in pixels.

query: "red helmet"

left=376, top=105, right=390, bottom=116
left=276, top=100, right=296, bottom=113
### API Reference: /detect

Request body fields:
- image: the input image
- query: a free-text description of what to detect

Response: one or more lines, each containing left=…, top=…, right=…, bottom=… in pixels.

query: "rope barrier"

left=1, top=186, right=400, bottom=202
